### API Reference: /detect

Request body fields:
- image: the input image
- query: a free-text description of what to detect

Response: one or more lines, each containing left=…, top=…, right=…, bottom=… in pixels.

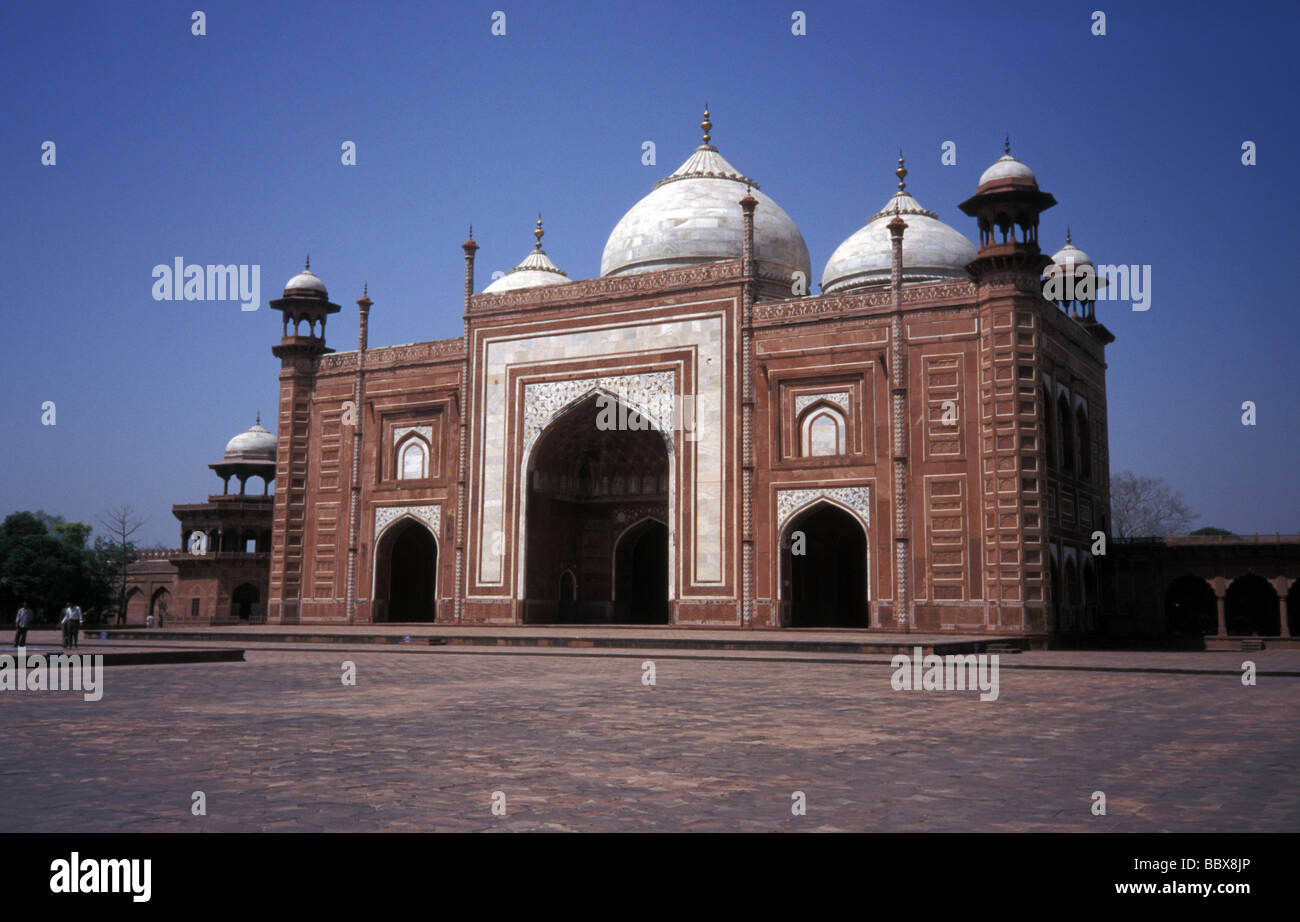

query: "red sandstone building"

left=233, top=114, right=1117, bottom=646
left=126, top=114, right=1300, bottom=646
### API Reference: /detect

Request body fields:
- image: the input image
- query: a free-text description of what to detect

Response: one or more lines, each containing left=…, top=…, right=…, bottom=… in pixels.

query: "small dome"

left=1049, top=231, right=1093, bottom=269
left=821, top=159, right=976, bottom=293
left=977, top=138, right=1037, bottom=190
left=483, top=216, right=571, bottom=293
left=601, top=109, right=810, bottom=283
left=224, top=420, right=276, bottom=462
left=283, top=256, right=328, bottom=299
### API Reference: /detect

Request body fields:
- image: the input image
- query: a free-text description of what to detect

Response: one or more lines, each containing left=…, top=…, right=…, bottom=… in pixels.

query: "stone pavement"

left=0, top=649, right=1296, bottom=832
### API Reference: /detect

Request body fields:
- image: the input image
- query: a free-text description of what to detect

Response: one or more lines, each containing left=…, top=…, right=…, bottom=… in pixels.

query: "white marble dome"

left=601, top=125, right=810, bottom=283
left=1050, top=239, right=1093, bottom=269
left=977, top=142, right=1038, bottom=189
left=484, top=218, right=571, bottom=294
left=821, top=184, right=977, bottom=293
left=224, top=421, right=276, bottom=461
left=283, top=258, right=328, bottom=298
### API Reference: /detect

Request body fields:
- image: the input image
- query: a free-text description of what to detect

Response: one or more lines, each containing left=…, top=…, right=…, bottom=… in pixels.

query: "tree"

left=0, top=510, right=112, bottom=623
left=1109, top=472, right=1197, bottom=538
left=97, top=506, right=145, bottom=626
left=1190, top=526, right=1236, bottom=537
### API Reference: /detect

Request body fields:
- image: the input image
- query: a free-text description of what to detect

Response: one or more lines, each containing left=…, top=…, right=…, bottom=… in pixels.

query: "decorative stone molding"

left=374, top=504, right=441, bottom=541
left=794, top=391, right=850, bottom=415
left=776, top=486, right=871, bottom=532
left=523, top=371, right=676, bottom=457
left=393, top=425, right=433, bottom=447
left=472, top=260, right=745, bottom=312
left=318, top=338, right=465, bottom=372
left=754, top=280, right=977, bottom=322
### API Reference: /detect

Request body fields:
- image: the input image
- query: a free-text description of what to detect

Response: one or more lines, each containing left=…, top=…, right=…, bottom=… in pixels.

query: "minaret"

left=344, top=283, right=371, bottom=624
left=267, top=258, right=341, bottom=624
left=456, top=227, right=478, bottom=624
left=959, top=141, right=1057, bottom=637
left=740, top=182, right=758, bottom=628
left=888, top=153, right=911, bottom=631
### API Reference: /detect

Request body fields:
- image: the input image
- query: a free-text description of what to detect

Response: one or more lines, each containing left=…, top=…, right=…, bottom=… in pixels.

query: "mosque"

left=132, top=110, right=1127, bottom=645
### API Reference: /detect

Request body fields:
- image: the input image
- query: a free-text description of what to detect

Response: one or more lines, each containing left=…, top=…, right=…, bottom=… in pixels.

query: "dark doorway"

left=376, top=520, right=437, bottom=622
left=230, top=583, right=259, bottom=621
left=524, top=392, right=670, bottom=624
left=1225, top=573, right=1279, bottom=635
left=614, top=519, right=669, bottom=624
left=1165, top=574, right=1216, bottom=637
left=783, top=503, right=868, bottom=628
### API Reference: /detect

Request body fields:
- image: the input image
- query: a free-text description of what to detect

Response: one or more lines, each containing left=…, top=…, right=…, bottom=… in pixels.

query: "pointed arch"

left=798, top=401, right=847, bottom=456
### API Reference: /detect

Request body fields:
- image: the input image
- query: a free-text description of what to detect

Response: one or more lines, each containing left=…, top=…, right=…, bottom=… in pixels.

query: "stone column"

left=740, top=192, right=758, bottom=628
left=888, top=216, right=910, bottom=632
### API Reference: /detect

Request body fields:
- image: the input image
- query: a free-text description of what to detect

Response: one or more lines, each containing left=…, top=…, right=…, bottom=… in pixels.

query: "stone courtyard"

left=1, top=643, right=1296, bottom=832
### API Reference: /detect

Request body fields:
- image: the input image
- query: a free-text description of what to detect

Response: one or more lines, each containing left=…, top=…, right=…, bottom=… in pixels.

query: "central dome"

left=601, top=109, right=810, bottom=283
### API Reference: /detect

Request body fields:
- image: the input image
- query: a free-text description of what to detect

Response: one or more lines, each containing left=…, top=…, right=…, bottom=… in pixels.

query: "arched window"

left=799, top=405, right=847, bottom=457
left=1075, top=407, right=1091, bottom=481
left=397, top=437, right=429, bottom=480
left=1057, top=393, right=1074, bottom=472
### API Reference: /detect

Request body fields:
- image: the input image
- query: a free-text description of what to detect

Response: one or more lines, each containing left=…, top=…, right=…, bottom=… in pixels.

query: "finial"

left=1003, top=134, right=1011, bottom=155
left=1066, top=227, right=1072, bottom=245
left=468, top=224, right=473, bottom=240
left=534, top=212, right=544, bottom=249
left=305, top=253, right=311, bottom=271
left=363, top=281, right=368, bottom=296
left=896, top=150, right=908, bottom=192
left=701, top=104, right=712, bottom=145
left=256, top=411, right=261, bottom=425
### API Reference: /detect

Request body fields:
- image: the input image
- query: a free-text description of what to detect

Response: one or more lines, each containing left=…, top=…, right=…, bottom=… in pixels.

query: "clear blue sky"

left=1, top=0, right=1295, bottom=546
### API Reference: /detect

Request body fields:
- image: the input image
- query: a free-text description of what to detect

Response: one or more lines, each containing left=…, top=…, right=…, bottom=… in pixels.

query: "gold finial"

left=534, top=212, right=544, bottom=249
left=256, top=411, right=260, bottom=426
left=701, top=104, right=712, bottom=145
left=1066, top=227, right=1072, bottom=245
left=896, top=150, right=908, bottom=192
left=305, top=254, right=310, bottom=271
left=1003, top=134, right=1011, bottom=155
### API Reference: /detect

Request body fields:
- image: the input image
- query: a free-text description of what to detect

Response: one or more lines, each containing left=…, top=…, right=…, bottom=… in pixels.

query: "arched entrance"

left=523, top=392, right=670, bottom=624
left=780, top=502, right=868, bottom=628
left=1165, top=574, right=1216, bottom=637
left=149, top=587, right=171, bottom=625
left=1225, top=573, right=1279, bottom=635
left=373, top=519, right=437, bottom=622
left=230, top=583, right=260, bottom=621
left=614, top=519, right=669, bottom=624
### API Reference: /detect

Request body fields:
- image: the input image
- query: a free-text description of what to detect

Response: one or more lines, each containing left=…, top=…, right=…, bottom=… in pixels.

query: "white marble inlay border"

left=393, top=425, right=433, bottom=446
left=794, top=391, right=850, bottom=415
left=523, top=372, right=676, bottom=457
left=475, top=310, right=727, bottom=588
left=776, top=486, right=871, bottom=532
left=374, top=504, right=441, bottom=541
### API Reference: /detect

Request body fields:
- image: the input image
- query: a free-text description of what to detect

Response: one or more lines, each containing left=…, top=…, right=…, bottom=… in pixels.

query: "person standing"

left=14, top=603, right=32, bottom=647
left=68, top=602, right=82, bottom=648
left=60, top=602, right=74, bottom=649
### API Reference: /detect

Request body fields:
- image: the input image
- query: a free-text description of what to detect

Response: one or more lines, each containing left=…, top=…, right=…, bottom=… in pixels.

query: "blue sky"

left=1, top=0, right=1295, bottom=545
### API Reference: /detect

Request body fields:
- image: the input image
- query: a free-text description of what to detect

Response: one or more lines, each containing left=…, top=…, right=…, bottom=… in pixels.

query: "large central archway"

left=523, top=392, right=670, bottom=624
left=780, top=502, right=868, bottom=628
left=373, top=519, right=437, bottom=622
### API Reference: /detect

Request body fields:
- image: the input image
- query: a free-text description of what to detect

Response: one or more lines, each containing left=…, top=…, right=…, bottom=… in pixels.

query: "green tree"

left=0, top=510, right=112, bottom=624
